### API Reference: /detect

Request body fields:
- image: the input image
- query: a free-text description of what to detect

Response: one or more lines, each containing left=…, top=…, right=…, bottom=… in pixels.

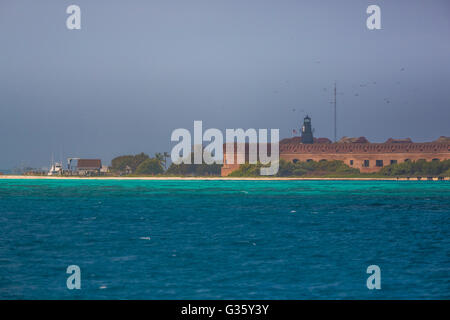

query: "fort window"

left=432, top=158, right=440, bottom=162
left=349, top=160, right=354, bottom=166
left=390, top=160, right=397, bottom=165
left=293, top=159, right=299, bottom=163
left=363, top=160, right=370, bottom=167
left=319, top=159, right=327, bottom=162
left=306, top=159, right=313, bottom=162
left=376, top=160, right=383, bottom=167
left=404, top=159, right=410, bottom=162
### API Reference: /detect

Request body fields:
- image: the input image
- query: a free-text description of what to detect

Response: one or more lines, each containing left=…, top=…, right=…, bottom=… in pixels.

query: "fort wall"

left=221, top=142, right=450, bottom=176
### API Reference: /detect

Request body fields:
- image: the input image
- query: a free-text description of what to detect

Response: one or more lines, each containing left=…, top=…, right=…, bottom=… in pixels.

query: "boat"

left=48, top=159, right=63, bottom=176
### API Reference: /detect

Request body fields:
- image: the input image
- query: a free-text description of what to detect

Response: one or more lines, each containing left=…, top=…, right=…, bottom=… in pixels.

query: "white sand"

left=0, top=175, right=437, bottom=181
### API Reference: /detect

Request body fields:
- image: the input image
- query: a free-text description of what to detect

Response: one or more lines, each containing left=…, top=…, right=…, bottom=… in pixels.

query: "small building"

left=100, top=165, right=110, bottom=174
left=77, top=159, right=102, bottom=176
left=124, top=165, right=132, bottom=175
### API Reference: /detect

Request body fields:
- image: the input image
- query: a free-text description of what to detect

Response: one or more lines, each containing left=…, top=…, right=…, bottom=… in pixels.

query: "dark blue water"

left=0, top=179, right=449, bottom=299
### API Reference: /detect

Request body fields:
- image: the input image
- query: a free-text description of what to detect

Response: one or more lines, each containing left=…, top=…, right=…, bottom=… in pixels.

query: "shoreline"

left=0, top=175, right=447, bottom=181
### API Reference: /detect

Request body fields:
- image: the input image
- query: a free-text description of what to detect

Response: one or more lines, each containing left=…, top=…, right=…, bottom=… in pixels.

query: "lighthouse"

left=301, top=115, right=314, bottom=144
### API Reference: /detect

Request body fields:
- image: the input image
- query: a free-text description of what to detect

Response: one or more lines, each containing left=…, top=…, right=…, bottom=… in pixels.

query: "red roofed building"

left=77, top=159, right=102, bottom=176
left=220, top=116, right=450, bottom=176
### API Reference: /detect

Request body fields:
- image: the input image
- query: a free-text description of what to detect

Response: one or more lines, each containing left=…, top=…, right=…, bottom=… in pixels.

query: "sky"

left=0, top=0, right=449, bottom=169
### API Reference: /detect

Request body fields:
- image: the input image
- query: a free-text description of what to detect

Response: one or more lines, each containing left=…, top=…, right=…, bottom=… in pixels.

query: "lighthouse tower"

left=301, top=115, right=314, bottom=144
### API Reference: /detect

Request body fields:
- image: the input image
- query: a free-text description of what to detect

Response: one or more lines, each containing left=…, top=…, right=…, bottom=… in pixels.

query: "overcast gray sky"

left=1, top=0, right=449, bottom=169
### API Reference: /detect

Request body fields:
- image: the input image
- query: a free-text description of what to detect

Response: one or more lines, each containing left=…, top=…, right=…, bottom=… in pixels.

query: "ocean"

left=0, top=179, right=449, bottom=299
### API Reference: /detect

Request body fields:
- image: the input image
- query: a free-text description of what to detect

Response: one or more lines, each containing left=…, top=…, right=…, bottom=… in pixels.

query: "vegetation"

left=111, top=151, right=221, bottom=176
left=111, top=152, right=168, bottom=175
left=229, top=160, right=359, bottom=177
left=443, top=168, right=450, bottom=177
left=166, top=152, right=221, bottom=176
left=165, top=163, right=221, bottom=176
left=155, top=152, right=170, bottom=170
left=379, top=159, right=450, bottom=177
left=228, top=163, right=266, bottom=177
left=110, top=152, right=450, bottom=178
left=111, top=152, right=150, bottom=173
left=229, top=159, right=450, bottom=178
left=135, top=158, right=164, bottom=175
left=278, top=159, right=360, bottom=177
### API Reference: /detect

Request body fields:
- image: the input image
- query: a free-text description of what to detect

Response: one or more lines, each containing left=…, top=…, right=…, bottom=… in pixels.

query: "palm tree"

left=155, top=152, right=164, bottom=163
left=163, top=152, right=170, bottom=169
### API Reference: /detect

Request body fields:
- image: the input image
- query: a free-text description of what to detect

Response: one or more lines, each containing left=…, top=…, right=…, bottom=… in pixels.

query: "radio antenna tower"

left=334, top=81, right=337, bottom=142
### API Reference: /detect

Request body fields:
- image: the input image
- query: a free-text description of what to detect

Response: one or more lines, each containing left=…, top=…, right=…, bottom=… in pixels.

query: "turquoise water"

left=0, top=179, right=449, bottom=299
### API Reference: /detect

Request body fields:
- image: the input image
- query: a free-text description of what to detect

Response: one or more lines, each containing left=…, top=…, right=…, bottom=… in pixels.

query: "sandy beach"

left=0, top=175, right=446, bottom=181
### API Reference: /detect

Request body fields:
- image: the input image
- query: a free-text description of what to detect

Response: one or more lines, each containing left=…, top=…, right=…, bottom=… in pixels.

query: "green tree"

left=111, top=155, right=134, bottom=173
left=443, top=168, right=450, bottom=177
left=379, top=159, right=450, bottom=177
left=228, top=159, right=359, bottom=177
left=135, top=158, right=164, bottom=175
left=229, top=163, right=264, bottom=177
left=111, top=153, right=150, bottom=174
left=165, top=152, right=221, bottom=176
left=155, top=152, right=164, bottom=162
